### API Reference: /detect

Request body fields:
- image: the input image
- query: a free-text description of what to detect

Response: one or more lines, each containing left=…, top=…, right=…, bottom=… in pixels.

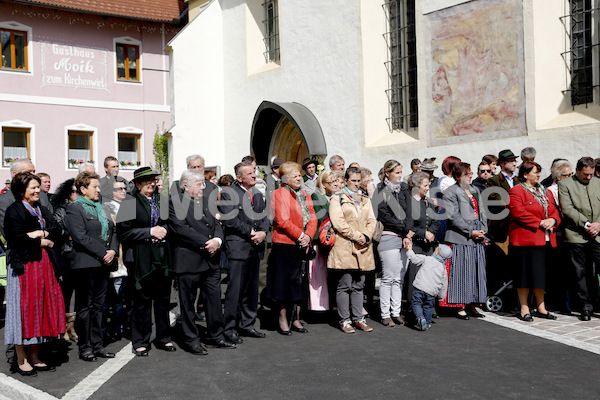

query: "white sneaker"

left=340, top=320, right=355, bottom=334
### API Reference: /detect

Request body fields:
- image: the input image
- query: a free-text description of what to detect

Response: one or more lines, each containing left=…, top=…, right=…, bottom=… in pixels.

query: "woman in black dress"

left=266, top=162, right=317, bottom=335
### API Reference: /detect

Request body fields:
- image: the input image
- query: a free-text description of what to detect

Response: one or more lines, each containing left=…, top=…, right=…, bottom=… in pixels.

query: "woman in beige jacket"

left=328, top=166, right=377, bottom=333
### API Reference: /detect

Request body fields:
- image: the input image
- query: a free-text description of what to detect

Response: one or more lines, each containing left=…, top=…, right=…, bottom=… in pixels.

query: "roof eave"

left=8, top=0, right=187, bottom=25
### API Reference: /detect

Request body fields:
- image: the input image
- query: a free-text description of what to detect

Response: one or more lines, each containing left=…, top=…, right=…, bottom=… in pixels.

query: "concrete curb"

left=0, top=373, right=58, bottom=400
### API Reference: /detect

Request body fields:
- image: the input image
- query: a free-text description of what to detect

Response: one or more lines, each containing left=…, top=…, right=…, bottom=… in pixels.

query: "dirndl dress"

left=4, top=249, right=66, bottom=345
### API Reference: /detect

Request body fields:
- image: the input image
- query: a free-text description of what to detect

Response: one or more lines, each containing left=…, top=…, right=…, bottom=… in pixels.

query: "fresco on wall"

left=426, top=0, right=525, bottom=145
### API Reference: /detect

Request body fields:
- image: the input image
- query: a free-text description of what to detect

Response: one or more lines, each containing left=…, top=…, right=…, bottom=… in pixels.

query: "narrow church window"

left=562, top=0, right=596, bottom=106
left=383, top=0, right=417, bottom=131
left=263, top=0, right=280, bottom=63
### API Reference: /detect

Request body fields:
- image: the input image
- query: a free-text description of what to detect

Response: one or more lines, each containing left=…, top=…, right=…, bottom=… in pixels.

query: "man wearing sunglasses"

left=472, top=161, right=492, bottom=193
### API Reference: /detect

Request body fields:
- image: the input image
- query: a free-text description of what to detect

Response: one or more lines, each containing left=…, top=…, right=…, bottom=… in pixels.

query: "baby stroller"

left=484, top=244, right=517, bottom=313
left=485, top=279, right=515, bottom=312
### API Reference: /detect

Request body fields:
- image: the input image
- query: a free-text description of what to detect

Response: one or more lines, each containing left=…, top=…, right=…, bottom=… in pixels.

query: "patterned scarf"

left=22, top=200, right=46, bottom=229
left=343, top=186, right=362, bottom=206
left=520, top=182, right=549, bottom=218
left=146, top=193, right=160, bottom=227
left=74, top=195, right=108, bottom=241
left=286, top=185, right=310, bottom=228
left=384, top=177, right=403, bottom=193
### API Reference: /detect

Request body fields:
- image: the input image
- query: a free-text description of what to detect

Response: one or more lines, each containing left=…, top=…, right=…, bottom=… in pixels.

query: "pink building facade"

left=0, top=1, right=184, bottom=191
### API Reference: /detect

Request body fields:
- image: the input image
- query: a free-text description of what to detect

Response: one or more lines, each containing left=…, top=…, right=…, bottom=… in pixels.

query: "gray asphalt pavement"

left=3, top=312, right=600, bottom=400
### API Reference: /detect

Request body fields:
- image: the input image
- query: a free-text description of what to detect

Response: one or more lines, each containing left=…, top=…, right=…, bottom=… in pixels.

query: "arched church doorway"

left=269, top=116, right=309, bottom=164
left=250, top=101, right=327, bottom=166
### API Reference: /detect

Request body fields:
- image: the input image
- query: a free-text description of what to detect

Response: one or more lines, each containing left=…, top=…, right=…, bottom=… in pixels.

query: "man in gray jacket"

left=558, top=157, right=600, bottom=321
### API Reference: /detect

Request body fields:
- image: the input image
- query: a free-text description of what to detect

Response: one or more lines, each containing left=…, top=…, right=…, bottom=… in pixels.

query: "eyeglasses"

left=462, top=172, right=473, bottom=177
left=71, top=189, right=78, bottom=193
left=561, top=173, right=573, bottom=177
left=479, top=169, right=491, bottom=174
left=325, top=179, right=339, bottom=185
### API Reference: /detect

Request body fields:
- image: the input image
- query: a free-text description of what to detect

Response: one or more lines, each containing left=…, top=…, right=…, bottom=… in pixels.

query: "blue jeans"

left=411, top=289, right=434, bottom=324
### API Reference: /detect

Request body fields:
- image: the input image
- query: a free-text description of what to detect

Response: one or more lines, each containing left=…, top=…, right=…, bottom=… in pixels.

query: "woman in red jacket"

left=507, top=161, right=561, bottom=322
left=266, top=162, right=317, bottom=335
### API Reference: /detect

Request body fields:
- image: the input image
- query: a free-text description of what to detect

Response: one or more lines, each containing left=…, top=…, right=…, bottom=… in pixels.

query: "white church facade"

left=166, top=0, right=600, bottom=180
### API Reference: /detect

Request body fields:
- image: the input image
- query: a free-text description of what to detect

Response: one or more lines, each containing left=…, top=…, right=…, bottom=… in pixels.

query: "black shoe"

left=291, top=324, right=308, bottom=333
left=225, top=333, right=243, bottom=344
left=517, top=313, right=533, bottom=322
left=580, top=310, right=592, bottom=321
left=456, top=312, right=470, bottom=320
left=277, top=327, right=292, bottom=336
left=33, top=363, right=56, bottom=372
left=94, top=351, right=116, bottom=358
left=154, top=342, right=177, bottom=352
left=204, top=339, right=236, bottom=349
left=11, top=362, right=37, bottom=377
left=79, top=353, right=98, bottom=362
left=132, top=348, right=149, bottom=357
left=532, top=310, right=557, bottom=320
left=185, top=343, right=208, bottom=356
left=468, top=309, right=486, bottom=318
left=240, top=328, right=266, bottom=338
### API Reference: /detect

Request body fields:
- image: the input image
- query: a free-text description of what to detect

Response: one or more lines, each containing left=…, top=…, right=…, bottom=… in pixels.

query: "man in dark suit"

left=170, top=154, right=219, bottom=322
left=219, top=161, right=270, bottom=344
left=169, top=169, right=235, bottom=355
left=485, top=149, right=519, bottom=293
left=486, top=149, right=520, bottom=245
left=559, top=157, right=600, bottom=321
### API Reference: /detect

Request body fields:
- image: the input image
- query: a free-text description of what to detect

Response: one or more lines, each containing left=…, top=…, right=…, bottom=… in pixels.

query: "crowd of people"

left=0, top=148, right=599, bottom=377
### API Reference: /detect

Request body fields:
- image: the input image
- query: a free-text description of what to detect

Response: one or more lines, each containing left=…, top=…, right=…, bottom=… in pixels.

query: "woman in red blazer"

left=266, top=162, right=317, bottom=335
left=507, top=161, right=561, bottom=322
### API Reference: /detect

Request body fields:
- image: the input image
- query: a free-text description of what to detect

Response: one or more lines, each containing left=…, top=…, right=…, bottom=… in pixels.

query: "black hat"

left=498, top=149, right=518, bottom=161
left=271, top=158, right=285, bottom=169
left=302, top=156, right=318, bottom=170
left=133, top=166, right=160, bottom=182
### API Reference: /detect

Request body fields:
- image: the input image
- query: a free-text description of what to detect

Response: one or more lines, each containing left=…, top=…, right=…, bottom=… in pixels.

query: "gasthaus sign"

left=41, top=42, right=109, bottom=91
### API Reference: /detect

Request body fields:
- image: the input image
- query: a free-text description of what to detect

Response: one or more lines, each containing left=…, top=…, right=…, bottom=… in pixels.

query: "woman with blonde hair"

left=375, top=160, right=411, bottom=327
left=308, top=170, right=341, bottom=311
left=266, top=162, right=317, bottom=335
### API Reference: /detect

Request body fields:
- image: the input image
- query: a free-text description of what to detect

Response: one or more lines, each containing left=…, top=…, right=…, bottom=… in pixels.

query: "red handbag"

left=318, top=217, right=336, bottom=246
